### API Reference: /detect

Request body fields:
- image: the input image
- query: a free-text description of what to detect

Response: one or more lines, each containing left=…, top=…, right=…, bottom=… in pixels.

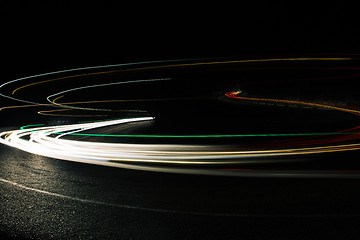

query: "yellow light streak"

left=11, top=58, right=351, bottom=95
left=0, top=103, right=52, bottom=111
left=227, top=92, right=360, bottom=115
left=52, top=95, right=64, bottom=103
left=37, top=109, right=108, bottom=117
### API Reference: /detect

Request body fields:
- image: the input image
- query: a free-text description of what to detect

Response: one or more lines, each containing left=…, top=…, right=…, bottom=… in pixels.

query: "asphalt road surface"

left=2, top=99, right=360, bottom=239
left=3, top=140, right=360, bottom=239
left=2, top=1, right=360, bottom=238
left=2, top=57, right=360, bottom=239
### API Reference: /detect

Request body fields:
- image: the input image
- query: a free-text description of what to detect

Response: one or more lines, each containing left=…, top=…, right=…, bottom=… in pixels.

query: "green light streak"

left=19, top=123, right=359, bottom=138
left=20, top=124, right=45, bottom=130
left=50, top=132, right=358, bottom=138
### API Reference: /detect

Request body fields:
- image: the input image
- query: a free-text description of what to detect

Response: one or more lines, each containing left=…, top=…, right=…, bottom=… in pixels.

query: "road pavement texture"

left=2, top=145, right=360, bottom=239
left=2, top=57, right=360, bottom=239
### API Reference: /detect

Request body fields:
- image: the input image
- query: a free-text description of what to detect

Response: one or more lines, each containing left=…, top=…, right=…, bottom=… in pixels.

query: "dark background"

left=1, top=2, right=360, bottom=240
left=1, top=1, right=359, bottom=82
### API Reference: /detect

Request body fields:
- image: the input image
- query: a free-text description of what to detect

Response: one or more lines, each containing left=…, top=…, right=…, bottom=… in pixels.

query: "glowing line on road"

left=52, top=95, right=64, bottom=103
left=20, top=124, right=45, bottom=130
left=10, top=57, right=351, bottom=95
left=2, top=57, right=360, bottom=177
left=17, top=118, right=360, bottom=138
left=225, top=91, right=360, bottom=115
left=50, top=132, right=360, bottom=138
left=8, top=59, right=192, bottom=96
left=2, top=115, right=360, bottom=176
left=38, top=109, right=108, bottom=117
left=0, top=58, right=203, bottom=104
left=4, top=117, right=360, bottom=160
left=47, top=78, right=171, bottom=111
left=0, top=97, right=209, bottom=115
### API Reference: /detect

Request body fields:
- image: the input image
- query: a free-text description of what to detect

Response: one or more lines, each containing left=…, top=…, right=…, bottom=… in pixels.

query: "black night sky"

left=1, top=1, right=359, bottom=77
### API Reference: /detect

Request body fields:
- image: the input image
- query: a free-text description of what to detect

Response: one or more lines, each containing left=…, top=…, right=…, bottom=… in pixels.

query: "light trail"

left=0, top=97, right=209, bottom=115
left=0, top=58, right=196, bottom=101
left=0, top=57, right=351, bottom=106
left=0, top=57, right=356, bottom=117
left=1, top=117, right=360, bottom=177
left=224, top=91, right=360, bottom=148
left=225, top=91, right=360, bottom=115
left=47, top=78, right=172, bottom=112
left=2, top=57, right=360, bottom=177
left=49, top=131, right=360, bottom=138
left=37, top=108, right=108, bottom=117
left=10, top=58, right=350, bottom=96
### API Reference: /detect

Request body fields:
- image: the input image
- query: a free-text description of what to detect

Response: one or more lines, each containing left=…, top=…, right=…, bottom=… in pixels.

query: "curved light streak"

left=47, top=78, right=171, bottom=111
left=37, top=108, right=108, bottom=117
left=12, top=58, right=350, bottom=96
left=1, top=117, right=360, bottom=175
left=0, top=58, right=197, bottom=103
left=226, top=91, right=360, bottom=115
left=50, top=131, right=359, bottom=138
left=0, top=57, right=351, bottom=106
left=1, top=57, right=360, bottom=177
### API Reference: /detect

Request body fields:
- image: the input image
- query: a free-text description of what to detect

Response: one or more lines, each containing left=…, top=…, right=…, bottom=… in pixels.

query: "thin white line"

left=0, top=58, right=206, bottom=105
left=46, top=78, right=171, bottom=111
left=0, top=176, right=179, bottom=213
left=0, top=176, right=359, bottom=218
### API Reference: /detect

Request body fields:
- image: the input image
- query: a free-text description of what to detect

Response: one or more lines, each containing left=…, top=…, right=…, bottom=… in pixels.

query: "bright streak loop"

left=2, top=117, right=360, bottom=170
left=47, top=78, right=171, bottom=112
left=1, top=57, right=360, bottom=176
left=10, top=57, right=351, bottom=96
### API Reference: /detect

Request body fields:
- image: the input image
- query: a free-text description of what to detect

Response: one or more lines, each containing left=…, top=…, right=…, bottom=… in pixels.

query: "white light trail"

left=2, top=57, right=360, bottom=177
left=2, top=117, right=360, bottom=174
